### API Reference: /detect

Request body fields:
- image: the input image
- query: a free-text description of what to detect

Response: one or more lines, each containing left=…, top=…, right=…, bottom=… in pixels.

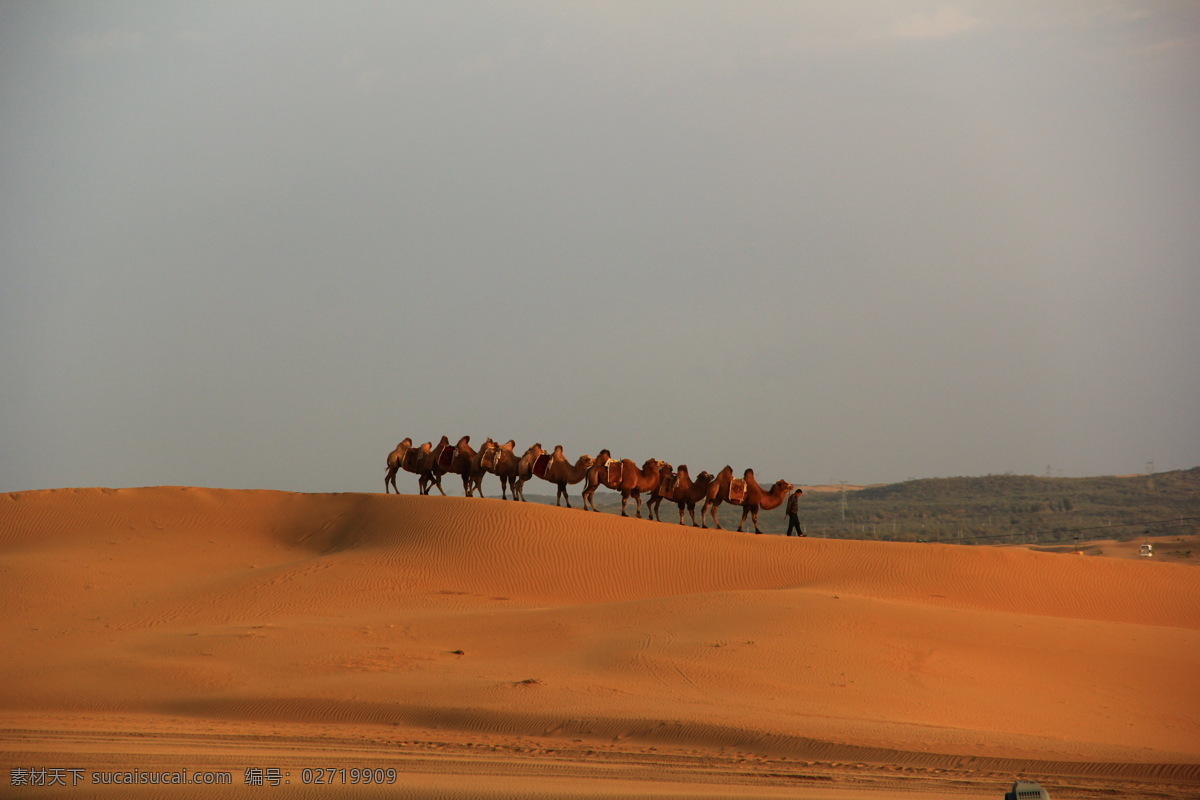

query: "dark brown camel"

left=702, top=466, right=793, bottom=533
left=424, top=435, right=452, bottom=495
left=582, top=453, right=666, bottom=517
left=384, top=438, right=412, bottom=494
left=443, top=435, right=480, bottom=496
left=534, top=445, right=594, bottom=507
left=647, top=464, right=715, bottom=526
left=400, top=436, right=449, bottom=496
left=467, top=437, right=498, bottom=497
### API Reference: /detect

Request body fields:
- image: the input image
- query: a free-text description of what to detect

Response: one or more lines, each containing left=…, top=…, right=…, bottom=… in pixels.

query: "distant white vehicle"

left=1005, top=781, right=1049, bottom=800
left=1140, top=543, right=1154, bottom=558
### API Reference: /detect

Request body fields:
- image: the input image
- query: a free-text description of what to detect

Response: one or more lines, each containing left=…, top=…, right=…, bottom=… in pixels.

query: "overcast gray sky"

left=3, top=1, right=1198, bottom=494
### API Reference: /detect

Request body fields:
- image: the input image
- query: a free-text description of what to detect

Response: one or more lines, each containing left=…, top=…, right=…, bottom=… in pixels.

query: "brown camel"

left=582, top=453, right=667, bottom=517
left=486, top=441, right=544, bottom=501
left=467, top=437, right=498, bottom=497
left=702, top=466, right=793, bottom=533
left=579, top=449, right=613, bottom=511
left=533, top=445, right=594, bottom=508
left=647, top=464, right=715, bottom=526
left=384, top=438, right=412, bottom=494
left=507, top=442, right=545, bottom=501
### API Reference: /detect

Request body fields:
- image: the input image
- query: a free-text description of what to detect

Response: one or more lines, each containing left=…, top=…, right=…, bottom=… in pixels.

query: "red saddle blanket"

left=727, top=478, right=747, bottom=504
left=402, top=449, right=425, bottom=470
left=533, top=452, right=553, bottom=479
left=436, top=445, right=455, bottom=469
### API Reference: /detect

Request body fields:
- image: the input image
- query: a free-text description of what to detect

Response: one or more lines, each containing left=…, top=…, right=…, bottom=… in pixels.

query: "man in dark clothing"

left=785, top=488, right=805, bottom=536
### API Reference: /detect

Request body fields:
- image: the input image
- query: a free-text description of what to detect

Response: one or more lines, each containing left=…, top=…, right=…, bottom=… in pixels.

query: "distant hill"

left=512, top=468, right=1200, bottom=544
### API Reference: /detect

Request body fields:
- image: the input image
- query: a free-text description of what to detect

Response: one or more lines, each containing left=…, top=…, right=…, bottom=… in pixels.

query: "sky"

left=2, top=0, right=1198, bottom=494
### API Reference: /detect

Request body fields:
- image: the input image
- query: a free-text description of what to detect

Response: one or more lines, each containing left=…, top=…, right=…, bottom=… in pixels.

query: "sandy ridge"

left=2, top=486, right=1198, bottom=798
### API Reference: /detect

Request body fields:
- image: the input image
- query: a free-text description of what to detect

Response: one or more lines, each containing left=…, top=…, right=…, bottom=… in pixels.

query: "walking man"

left=786, top=487, right=805, bottom=537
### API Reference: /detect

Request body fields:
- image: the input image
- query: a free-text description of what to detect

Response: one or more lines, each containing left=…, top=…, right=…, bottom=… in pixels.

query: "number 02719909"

left=300, top=768, right=398, bottom=784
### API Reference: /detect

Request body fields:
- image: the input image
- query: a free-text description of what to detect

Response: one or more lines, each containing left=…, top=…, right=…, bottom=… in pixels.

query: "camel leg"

left=385, top=469, right=396, bottom=494
left=633, top=492, right=643, bottom=519
left=710, top=502, right=723, bottom=530
left=737, top=505, right=751, bottom=532
left=751, top=507, right=762, bottom=534
left=432, top=475, right=446, bottom=496
left=620, top=492, right=629, bottom=517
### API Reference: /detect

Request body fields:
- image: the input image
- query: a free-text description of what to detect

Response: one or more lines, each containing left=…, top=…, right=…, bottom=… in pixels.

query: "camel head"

left=697, top=470, right=714, bottom=483
left=770, top=479, right=794, bottom=496
left=579, top=454, right=595, bottom=467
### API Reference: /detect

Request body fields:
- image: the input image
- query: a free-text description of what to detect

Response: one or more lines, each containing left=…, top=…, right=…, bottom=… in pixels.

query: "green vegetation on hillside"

left=525, top=468, right=1200, bottom=544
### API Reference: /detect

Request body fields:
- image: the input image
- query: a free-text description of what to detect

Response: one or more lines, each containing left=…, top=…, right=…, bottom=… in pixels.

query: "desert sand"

left=2, top=486, right=1197, bottom=798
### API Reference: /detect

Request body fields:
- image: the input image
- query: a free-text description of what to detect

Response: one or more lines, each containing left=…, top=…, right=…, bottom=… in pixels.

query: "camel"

left=582, top=453, right=667, bottom=517
left=647, top=464, right=715, bottom=526
left=467, top=437, right=498, bottom=497
left=425, top=434, right=453, bottom=495
left=443, top=435, right=481, bottom=496
left=401, top=436, right=449, bottom=495
left=579, top=449, right=614, bottom=511
left=487, top=441, right=544, bottom=501
left=384, top=438, right=412, bottom=494
left=510, top=443, right=546, bottom=501
left=702, top=466, right=793, bottom=533
left=533, top=445, right=595, bottom=507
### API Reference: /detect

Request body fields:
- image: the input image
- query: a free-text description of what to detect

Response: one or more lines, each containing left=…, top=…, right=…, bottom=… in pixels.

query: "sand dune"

left=2, top=487, right=1198, bottom=798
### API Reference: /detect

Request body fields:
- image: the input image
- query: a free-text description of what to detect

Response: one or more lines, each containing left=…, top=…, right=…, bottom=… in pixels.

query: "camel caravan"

left=384, top=436, right=797, bottom=534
